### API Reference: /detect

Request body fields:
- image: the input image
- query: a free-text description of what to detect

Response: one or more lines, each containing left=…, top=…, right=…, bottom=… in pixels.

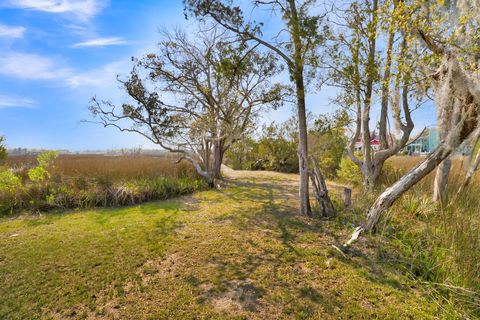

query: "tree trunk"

left=177, top=155, right=214, bottom=187
left=212, top=140, right=225, bottom=180
left=360, top=0, right=378, bottom=192
left=432, top=158, right=451, bottom=203
left=379, top=10, right=396, bottom=149
left=289, top=0, right=311, bottom=216
left=362, top=170, right=375, bottom=191
left=458, top=147, right=480, bottom=193
left=433, top=93, right=452, bottom=203
left=345, top=144, right=455, bottom=246
left=297, top=87, right=312, bottom=216
left=362, top=160, right=384, bottom=191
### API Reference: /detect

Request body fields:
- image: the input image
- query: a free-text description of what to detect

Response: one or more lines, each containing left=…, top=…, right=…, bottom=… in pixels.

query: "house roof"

left=356, top=131, right=382, bottom=144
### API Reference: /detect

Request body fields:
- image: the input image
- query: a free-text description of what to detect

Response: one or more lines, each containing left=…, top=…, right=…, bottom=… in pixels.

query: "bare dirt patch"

left=201, top=279, right=264, bottom=312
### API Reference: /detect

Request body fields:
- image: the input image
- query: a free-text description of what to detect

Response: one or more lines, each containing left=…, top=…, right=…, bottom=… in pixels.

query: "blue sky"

left=0, top=0, right=436, bottom=150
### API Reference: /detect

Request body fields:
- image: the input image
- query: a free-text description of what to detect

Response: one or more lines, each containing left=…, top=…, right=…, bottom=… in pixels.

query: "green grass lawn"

left=0, top=171, right=441, bottom=319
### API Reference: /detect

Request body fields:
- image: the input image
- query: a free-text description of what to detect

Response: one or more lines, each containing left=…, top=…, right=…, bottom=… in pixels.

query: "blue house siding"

left=428, top=128, right=439, bottom=152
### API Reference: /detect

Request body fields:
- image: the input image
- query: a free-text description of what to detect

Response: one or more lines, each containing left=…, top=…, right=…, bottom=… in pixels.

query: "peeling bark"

left=310, top=158, right=335, bottom=217
left=432, top=159, right=451, bottom=203
left=212, top=139, right=225, bottom=180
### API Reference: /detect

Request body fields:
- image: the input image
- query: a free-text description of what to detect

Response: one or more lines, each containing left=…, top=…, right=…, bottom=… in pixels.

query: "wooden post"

left=344, top=187, right=352, bottom=208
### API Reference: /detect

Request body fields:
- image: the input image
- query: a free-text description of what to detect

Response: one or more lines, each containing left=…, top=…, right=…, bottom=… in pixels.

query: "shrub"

left=28, top=151, right=59, bottom=183
left=0, top=169, right=21, bottom=193
left=336, top=156, right=362, bottom=186
left=336, top=156, right=401, bottom=187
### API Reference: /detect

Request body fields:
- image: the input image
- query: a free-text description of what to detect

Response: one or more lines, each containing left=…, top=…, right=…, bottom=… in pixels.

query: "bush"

left=225, top=112, right=349, bottom=175
left=336, top=156, right=362, bottom=185
left=28, top=151, right=58, bottom=183
left=0, top=170, right=21, bottom=193
left=336, top=156, right=401, bottom=187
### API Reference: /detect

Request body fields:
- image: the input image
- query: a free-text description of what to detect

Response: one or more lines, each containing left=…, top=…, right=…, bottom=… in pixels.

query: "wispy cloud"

left=73, top=37, right=127, bottom=48
left=66, top=59, right=129, bottom=88
left=0, top=51, right=128, bottom=89
left=64, top=24, right=89, bottom=36
left=0, top=52, right=71, bottom=80
left=0, top=94, right=35, bottom=108
left=0, top=24, right=26, bottom=38
left=6, top=0, right=108, bottom=20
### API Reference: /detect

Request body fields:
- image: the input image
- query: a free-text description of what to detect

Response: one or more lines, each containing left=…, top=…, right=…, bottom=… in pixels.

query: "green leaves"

left=0, top=170, right=21, bottom=193
left=27, top=151, right=59, bottom=184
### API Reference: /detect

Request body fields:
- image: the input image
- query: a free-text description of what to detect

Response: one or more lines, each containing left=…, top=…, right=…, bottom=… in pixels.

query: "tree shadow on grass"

left=209, top=174, right=412, bottom=313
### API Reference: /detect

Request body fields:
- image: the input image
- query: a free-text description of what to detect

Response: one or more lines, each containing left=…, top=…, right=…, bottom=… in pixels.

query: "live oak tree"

left=347, top=0, right=480, bottom=245
left=184, top=0, right=329, bottom=215
left=327, top=0, right=425, bottom=190
left=90, top=27, right=284, bottom=185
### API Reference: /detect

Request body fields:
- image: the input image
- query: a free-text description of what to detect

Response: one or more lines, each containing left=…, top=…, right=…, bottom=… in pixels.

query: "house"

left=405, top=127, right=475, bottom=156
left=355, top=128, right=442, bottom=155
left=405, top=128, right=439, bottom=155
left=354, top=131, right=382, bottom=152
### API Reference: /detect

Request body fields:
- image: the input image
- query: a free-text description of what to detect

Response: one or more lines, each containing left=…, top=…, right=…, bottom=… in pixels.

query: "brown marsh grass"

left=388, top=155, right=480, bottom=186
left=6, top=154, right=196, bottom=181
left=1, top=154, right=205, bottom=215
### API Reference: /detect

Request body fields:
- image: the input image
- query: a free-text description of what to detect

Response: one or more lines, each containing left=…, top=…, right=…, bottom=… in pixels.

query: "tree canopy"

left=90, top=26, right=285, bottom=183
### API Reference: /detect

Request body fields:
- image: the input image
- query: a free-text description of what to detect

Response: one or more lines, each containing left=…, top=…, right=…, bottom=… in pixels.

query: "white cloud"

left=73, top=37, right=127, bottom=48
left=0, top=52, right=71, bottom=80
left=66, top=59, right=129, bottom=88
left=0, top=94, right=35, bottom=108
left=6, top=0, right=108, bottom=20
left=64, top=24, right=89, bottom=35
left=0, top=51, right=128, bottom=90
left=0, top=24, right=26, bottom=38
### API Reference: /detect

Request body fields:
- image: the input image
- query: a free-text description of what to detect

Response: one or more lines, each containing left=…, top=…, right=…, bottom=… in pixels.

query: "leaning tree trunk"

left=432, top=158, right=451, bottom=203
left=178, top=155, right=215, bottom=188
left=345, top=145, right=455, bottom=246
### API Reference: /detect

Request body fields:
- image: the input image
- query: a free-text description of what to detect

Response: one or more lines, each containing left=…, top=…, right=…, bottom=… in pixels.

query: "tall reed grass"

left=1, top=154, right=207, bottom=215
left=368, top=155, right=480, bottom=317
